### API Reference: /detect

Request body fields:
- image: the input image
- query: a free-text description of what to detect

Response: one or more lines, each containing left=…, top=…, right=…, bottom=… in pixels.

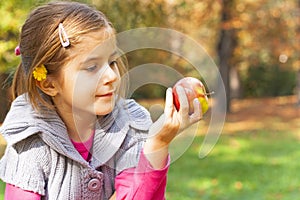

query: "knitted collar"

left=0, top=94, right=152, bottom=167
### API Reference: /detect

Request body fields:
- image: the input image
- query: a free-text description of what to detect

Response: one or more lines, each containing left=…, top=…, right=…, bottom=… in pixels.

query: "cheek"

left=73, top=78, right=99, bottom=104
left=61, top=72, right=97, bottom=105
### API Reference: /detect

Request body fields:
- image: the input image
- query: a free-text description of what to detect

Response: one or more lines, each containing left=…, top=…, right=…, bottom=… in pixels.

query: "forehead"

left=70, top=29, right=116, bottom=62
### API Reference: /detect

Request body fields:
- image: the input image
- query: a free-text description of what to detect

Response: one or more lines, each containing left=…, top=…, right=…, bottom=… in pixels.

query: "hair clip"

left=33, top=64, right=48, bottom=81
left=15, top=46, right=21, bottom=56
left=58, top=23, right=70, bottom=48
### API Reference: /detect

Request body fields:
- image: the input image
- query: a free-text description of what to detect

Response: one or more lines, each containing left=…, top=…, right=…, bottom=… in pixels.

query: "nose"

left=101, top=64, right=118, bottom=85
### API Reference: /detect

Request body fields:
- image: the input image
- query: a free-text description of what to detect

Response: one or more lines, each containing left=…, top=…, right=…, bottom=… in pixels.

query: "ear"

left=36, top=78, right=59, bottom=97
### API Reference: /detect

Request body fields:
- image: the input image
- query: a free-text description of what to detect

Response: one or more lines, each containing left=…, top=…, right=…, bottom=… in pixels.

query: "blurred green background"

left=0, top=0, right=300, bottom=199
left=0, top=0, right=299, bottom=104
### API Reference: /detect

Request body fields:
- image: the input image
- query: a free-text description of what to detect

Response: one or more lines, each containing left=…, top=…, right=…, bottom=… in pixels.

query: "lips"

left=95, top=91, right=114, bottom=98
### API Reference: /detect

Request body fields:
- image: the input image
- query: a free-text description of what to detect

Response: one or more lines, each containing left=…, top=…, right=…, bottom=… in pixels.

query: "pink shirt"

left=5, top=134, right=169, bottom=200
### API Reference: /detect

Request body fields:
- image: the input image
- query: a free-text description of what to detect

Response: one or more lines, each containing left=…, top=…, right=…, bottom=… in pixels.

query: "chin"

left=95, top=109, right=113, bottom=116
left=94, top=102, right=115, bottom=116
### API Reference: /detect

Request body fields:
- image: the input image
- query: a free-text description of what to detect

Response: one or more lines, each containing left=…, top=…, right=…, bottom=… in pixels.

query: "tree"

left=216, top=0, right=237, bottom=112
left=233, top=0, right=299, bottom=98
left=297, top=0, right=300, bottom=105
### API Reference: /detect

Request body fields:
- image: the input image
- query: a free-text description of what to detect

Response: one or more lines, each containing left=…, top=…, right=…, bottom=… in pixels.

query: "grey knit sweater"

left=0, top=94, right=152, bottom=199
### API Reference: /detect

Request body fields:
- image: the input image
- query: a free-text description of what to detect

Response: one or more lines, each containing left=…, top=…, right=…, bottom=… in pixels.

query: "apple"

left=172, top=77, right=209, bottom=114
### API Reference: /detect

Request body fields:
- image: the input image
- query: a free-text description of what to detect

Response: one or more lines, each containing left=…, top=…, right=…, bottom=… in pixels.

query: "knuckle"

left=164, top=120, right=179, bottom=130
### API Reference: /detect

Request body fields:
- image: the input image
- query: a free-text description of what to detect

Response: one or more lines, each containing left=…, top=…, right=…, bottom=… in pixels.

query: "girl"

left=0, top=1, right=202, bottom=199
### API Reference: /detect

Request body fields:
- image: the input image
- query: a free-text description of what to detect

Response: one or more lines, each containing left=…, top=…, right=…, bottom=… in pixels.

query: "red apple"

left=172, top=77, right=209, bottom=114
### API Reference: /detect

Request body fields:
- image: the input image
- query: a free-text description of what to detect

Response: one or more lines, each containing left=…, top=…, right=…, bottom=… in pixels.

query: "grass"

left=0, top=134, right=4, bottom=200
left=165, top=130, right=300, bottom=200
left=0, top=96, right=299, bottom=199
left=1, top=130, right=298, bottom=199
left=0, top=180, right=4, bottom=199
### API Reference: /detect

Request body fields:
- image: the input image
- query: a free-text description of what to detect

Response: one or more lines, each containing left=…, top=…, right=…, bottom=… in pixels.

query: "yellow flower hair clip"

left=33, top=64, right=47, bottom=81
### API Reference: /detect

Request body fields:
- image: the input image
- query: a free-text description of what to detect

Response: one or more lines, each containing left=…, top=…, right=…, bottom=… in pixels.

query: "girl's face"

left=53, top=30, right=120, bottom=117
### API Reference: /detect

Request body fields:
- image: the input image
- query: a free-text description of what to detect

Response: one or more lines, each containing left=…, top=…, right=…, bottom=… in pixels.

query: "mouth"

left=95, top=91, right=114, bottom=98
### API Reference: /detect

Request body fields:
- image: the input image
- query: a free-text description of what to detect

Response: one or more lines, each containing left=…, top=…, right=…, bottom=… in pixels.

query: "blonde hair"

left=12, top=1, right=127, bottom=111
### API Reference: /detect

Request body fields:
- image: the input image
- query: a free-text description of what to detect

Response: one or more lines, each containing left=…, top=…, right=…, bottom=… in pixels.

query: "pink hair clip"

left=15, top=46, right=21, bottom=56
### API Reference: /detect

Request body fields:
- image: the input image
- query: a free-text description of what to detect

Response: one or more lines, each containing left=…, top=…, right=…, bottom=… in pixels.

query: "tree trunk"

left=297, top=70, right=300, bottom=106
left=297, top=0, right=300, bottom=106
left=230, top=67, right=242, bottom=98
left=217, top=0, right=237, bottom=112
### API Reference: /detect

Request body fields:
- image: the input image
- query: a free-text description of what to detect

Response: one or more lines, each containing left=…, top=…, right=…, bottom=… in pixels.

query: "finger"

left=176, top=86, right=189, bottom=116
left=164, top=88, right=174, bottom=118
left=189, top=98, right=202, bottom=123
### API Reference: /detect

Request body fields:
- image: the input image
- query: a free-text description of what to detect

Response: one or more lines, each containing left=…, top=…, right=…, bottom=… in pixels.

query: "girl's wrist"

left=143, top=137, right=169, bottom=169
left=144, top=136, right=169, bottom=153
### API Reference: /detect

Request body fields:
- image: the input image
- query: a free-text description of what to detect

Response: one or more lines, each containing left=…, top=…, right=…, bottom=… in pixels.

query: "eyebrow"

left=109, top=51, right=119, bottom=58
left=82, top=51, right=119, bottom=64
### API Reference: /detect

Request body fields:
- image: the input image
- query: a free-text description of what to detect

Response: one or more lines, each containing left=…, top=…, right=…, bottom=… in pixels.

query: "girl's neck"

left=57, top=109, right=96, bottom=143
left=68, top=125, right=94, bottom=143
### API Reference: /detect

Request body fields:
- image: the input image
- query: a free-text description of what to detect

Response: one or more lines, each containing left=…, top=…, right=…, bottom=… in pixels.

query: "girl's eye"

left=85, top=65, right=97, bottom=72
left=109, top=61, right=117, bottom=68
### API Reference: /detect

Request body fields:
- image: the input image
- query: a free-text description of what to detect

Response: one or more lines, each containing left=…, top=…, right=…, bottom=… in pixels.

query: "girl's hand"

left=143, top=86, right=202, bottom=169
left=150, top=86, right=202, bottom=146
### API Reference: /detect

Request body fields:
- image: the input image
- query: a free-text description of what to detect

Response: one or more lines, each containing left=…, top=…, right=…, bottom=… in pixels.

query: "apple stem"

left=205, top=91, right=215, bottom=96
